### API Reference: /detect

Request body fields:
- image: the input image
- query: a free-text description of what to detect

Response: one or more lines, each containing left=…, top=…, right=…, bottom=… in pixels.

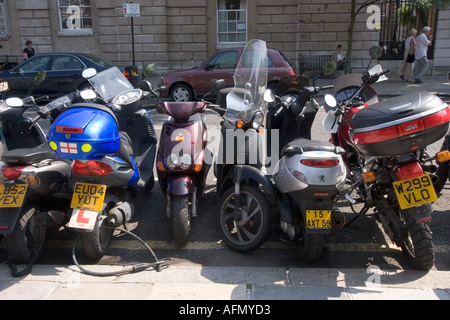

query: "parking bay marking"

left=44, top=239, right=448, bottom=253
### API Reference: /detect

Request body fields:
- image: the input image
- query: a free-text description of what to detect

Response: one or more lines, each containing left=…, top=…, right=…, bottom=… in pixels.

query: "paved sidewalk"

left=0, top=265, right=449, bottom=301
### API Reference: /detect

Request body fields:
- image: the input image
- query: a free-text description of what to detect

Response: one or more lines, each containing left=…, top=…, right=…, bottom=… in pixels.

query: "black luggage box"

left=350, top=92, right=450, bottom=157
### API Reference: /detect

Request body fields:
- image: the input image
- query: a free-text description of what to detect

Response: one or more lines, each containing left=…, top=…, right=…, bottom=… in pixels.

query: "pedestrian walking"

left=414, top=26, right=432, bottom=83
left=397, top=28, right=417, bottom=82
left=22, top=40, right=35, bottom=60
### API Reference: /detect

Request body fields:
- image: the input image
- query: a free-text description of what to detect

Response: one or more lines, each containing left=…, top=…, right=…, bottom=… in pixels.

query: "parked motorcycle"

left=0, top=71, right=74, bottom=267
left=155, top=79, right=224, bottom=246
left=46, top=66, right=158, bottom=258
left=214, top=39, right=348, bottom=262
left=323, top=65, right=450, bottom=270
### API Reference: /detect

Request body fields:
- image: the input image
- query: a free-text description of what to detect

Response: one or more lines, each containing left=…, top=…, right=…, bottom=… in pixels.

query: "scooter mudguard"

left=0, top=207, right=22, bottom=235
left=168, top=176, right=194, bottom=196
left=233, top=165, right=275, bottom=200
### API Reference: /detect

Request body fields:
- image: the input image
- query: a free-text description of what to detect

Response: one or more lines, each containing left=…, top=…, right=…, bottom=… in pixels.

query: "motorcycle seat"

left=2, top=143, right=56, bottom=165
left=282, top=138, right=343, bottom=157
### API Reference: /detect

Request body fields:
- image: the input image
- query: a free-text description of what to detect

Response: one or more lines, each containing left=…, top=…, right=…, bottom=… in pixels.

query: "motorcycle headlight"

left=166, top=153, right=179, bottom=169
left=251, top=112, right=264, bottom=130
left=179, top=153, right=192, bottom=169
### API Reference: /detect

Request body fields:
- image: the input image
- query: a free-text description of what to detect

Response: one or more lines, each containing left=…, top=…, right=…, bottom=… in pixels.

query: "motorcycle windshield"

left=88, top=67, right=134, bottom=102
left=225, top=39, right=269, bottom=124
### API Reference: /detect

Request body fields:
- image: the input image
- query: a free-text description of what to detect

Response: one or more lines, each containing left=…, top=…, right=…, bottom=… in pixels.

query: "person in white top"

left=397, top=28, right=417, bottom=82
left=414, top=26, right=432, bottom=83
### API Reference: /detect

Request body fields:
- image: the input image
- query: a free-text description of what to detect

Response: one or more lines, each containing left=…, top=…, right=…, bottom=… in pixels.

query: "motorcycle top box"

left=47, top=105, right=121, bottom=160
left=350, top=92, right=450, bottom=157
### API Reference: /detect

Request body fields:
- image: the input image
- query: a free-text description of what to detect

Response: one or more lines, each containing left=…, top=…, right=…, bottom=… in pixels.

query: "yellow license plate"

left=393, top=174, right=437, bottom=210
left=306, top=210, right=331, bottom=229
left=0, top=184, right=28, bottom=208
left=70, top=182, right=106, bottom=212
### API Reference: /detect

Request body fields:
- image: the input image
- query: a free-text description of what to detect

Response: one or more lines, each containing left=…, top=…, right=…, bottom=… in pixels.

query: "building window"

left=57, top=0, right=92, bottom=34
left=217, top=0, right=247, bottom=45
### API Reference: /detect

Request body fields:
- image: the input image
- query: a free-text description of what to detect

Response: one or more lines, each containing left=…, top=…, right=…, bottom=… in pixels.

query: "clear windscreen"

left=88, top=67, right=133, bottom=101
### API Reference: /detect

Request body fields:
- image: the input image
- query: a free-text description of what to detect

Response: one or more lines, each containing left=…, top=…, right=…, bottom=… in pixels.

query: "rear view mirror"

left=142, top=64, right=156, bottom=77
left=33, top=70, right=47, bottom=86
left=263, top=89, right=275, bottom=103
left=138, top=80, right=153, bottom=92
left=80, top=89, right=97, bottom=100
left=82, top=68, right=97, bottom=79
left=369, top=46, right=382, bottom=60
left=322, top=62, right=336, bottom=76
left=6, top=97, right=24, bottom=108
left=212, top=79, right=225, bottom=93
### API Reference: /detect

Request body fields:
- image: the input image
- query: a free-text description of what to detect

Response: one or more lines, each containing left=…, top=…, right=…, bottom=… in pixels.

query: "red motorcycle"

left=323, top=65, right=450, bottom=270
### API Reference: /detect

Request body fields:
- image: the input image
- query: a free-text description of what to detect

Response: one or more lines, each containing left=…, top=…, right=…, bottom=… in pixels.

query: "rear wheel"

left=81, top=214, right=113, bottom=259
left=399, top=212, right=434, bottom=270
left=5, top=205, right=46, bottom=264
left=172, top=194, right=190, bottom=246
left=216, top=184, right=272, bottom=252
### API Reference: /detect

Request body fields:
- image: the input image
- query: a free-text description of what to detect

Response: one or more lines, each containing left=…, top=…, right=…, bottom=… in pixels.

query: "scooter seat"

left=2, top=143, right=56, bottom=165
left=282, top=138, right=340, bottom=157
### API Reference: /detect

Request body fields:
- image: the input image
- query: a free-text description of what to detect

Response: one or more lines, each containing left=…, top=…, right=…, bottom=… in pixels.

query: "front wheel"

left=172, top=194, right=190, bottom=246
left=216, top=184, right=272, bottom=252
left=5, top=205, right=46, bottom=264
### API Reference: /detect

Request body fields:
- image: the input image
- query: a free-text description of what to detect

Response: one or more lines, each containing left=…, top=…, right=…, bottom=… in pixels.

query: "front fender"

left=168, top=176, right=194, bottom=196
left=232, top=165, right=276, bottom=201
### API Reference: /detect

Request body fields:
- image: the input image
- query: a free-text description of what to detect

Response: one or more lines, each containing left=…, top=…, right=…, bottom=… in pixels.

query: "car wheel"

left=171, top=84, right=194, bottom=102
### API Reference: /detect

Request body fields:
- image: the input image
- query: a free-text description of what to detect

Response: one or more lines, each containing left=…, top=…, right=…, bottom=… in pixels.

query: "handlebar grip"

left=320, top=85, right=334, bottom=91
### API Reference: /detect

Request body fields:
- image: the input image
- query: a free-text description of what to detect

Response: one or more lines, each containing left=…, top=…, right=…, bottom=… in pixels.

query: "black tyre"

left=5, top=205, right=46, bottom=264
left=216, top=184, right=272, bottom=252
left=172, top=194, right=190, bottom=246
left=298, top=233, right=327, bottom=263
left=171, top=84, right=194, bottom=102
left=81, top=215, right=113, bottom=259
left=399, top=211, right=434, bottom=270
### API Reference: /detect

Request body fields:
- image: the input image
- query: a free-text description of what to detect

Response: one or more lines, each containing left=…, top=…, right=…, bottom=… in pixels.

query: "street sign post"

left=123, top=3, right=141, bottom=65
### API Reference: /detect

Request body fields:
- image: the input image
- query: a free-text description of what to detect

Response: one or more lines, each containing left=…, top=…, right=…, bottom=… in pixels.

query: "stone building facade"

left=1, top=0, right=449, bottom=76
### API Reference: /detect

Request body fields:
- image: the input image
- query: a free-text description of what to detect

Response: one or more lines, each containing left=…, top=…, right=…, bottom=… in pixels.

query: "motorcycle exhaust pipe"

left=422, top=164, right=438, bottom=174
left=331, top=209, right=346, bottom=229
left=107, top=202, right=135, bottom=227
left=35, top=210, right=66, bottom=227
left=430, top=174, right=440, bottom=185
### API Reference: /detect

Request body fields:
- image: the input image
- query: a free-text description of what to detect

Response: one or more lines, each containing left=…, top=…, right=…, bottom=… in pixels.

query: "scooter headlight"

left=166, top=153, right=179, bottom=169
left=179, top=153, right=192, bottom=169
left=251, top=112, right=264, bottom=130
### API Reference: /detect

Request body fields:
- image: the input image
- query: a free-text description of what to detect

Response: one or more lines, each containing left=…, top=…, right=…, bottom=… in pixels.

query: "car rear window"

left=277, top=50, right=296, bottom=69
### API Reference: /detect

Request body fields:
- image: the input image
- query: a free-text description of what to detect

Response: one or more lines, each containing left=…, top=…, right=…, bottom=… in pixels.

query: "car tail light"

left=301, top=159, right=339, bottom=168
left=2, top=166, right=25, bottom=179
left=289, top=68, right=296, bottom=76
left=72, top=160, right=113, bottom=176
left=122, top=69, right=131, bottom=79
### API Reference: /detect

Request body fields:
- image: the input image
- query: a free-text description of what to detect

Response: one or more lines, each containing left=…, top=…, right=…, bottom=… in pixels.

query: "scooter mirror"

left=33, top=70, right=47, bottom=86
left=138, top=80, right=153, bottom=92
left=143, top=63, right=156, bottom=77
left=6, top=97, right=24, bottom=108
left=80, top=89, right=97, bottom=100
left=324, top=94, right=337, bottom=110
left=322, top=62, right=336, bottom=76
left=263, top=89, right=275, bottom=103
left=0, top=81, right=8, bottom=92
left=369, top=46, right=383, bottom=60
left=82, top=68, right=97, bottom=79
left=212, top=79, right=225, bottom=93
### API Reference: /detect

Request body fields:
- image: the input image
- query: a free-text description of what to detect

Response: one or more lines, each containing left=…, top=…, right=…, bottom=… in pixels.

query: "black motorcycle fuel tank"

left=350, top=92, right=450, bottom=157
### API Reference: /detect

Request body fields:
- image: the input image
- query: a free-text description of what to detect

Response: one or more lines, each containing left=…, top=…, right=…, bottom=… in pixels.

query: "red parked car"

left=159, top=47, right=297, bottom=101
